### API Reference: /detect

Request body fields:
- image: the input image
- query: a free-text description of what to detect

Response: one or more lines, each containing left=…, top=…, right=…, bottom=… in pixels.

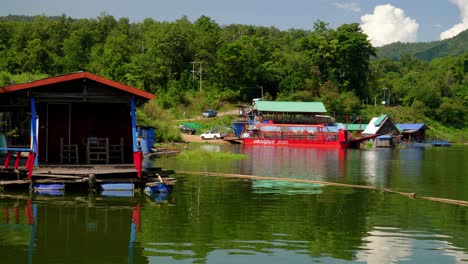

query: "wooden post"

left=30, top=97, right=38, bottom=166
left=14, top=152, right=21, bottom=169
left=27, top=153, right=35, bottom=179
left=131, top=97, right=142, bottom=177
left=60, top=137, right=64, bottom=164
left=4, top=151, right=11, bottom=168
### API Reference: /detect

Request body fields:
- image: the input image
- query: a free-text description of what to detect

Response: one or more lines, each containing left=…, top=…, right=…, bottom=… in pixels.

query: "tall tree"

left=329, top=23, right=376, bottom=97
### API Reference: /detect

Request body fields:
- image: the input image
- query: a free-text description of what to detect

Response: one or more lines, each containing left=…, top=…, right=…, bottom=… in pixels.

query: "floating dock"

left=0, top=164, right=175, bottom=193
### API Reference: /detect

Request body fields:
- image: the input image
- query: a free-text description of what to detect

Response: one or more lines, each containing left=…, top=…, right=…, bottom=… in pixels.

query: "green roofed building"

left=362, top=114, right=400, bottom=148
left=252, top=100, right=332, bottom=124
left=362, top=114, right=398, bottom=136
left=346, top=124, right=368, bottom=132
left=254, top=101, right=327, bottom=113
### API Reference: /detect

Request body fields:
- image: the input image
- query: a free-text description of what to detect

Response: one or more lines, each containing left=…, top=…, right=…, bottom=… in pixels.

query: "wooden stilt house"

left=0, top=71, right=155, bottom=177
left=362, top=114, right=400, bottom=148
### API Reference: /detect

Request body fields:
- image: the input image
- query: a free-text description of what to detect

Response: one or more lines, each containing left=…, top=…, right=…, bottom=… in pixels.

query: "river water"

left=1, top=146, right=467, bottom=263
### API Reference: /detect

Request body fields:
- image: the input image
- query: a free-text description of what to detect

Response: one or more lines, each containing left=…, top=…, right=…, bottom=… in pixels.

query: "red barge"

left=229, top=100, right=370, bottom=149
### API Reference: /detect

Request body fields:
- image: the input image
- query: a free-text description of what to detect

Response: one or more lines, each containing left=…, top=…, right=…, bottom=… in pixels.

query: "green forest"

left=0, top=14, right=466, bottom=142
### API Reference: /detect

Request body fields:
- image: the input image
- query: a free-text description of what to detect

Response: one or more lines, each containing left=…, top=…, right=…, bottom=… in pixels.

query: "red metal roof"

left=0, top=71, right=156, bottom=100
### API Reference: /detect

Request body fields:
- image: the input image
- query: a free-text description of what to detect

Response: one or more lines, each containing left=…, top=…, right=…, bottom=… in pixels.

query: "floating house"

left=362, top=114, right=400, bottom=147
left=397, top=123, right=429, bottom=142
left=0, top=71, right=156, bottom=179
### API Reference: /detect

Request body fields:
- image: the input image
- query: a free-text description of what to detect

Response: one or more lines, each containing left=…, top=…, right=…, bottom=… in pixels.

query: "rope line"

left=177, top=170, right=468, bottom=207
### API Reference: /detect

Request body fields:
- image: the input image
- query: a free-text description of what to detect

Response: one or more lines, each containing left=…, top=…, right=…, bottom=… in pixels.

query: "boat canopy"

left=254, top=101, right=327, bottom=113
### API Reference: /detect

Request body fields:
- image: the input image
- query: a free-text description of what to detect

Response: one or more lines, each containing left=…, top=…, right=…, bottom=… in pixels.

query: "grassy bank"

left=154, top=141, right=248, bottom=160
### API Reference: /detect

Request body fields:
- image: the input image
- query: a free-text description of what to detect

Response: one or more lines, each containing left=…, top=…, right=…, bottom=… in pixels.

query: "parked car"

left=200, top=130, right=226, bottom=140
left=179, top=125, right=196, bottom=135
left=202, top=110, right=217, bottom=118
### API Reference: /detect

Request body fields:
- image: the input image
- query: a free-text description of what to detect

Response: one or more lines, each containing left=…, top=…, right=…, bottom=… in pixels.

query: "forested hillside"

left=376, top=29, right=468, bottom=61
left=0, top=14, right=466, bottom=141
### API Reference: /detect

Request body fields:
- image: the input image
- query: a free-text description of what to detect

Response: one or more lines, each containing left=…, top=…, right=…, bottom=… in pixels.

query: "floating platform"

left=430, top=140, right=452, bottom=147
left=0, top=164, right=175, bottom=194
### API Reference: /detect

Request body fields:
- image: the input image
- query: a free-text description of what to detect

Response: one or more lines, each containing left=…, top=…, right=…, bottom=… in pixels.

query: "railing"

left=0, top=147, right=36, bottom=179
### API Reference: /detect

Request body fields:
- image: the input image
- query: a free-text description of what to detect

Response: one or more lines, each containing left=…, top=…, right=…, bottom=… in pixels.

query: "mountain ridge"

left=376, top=29, right=468, bottom=61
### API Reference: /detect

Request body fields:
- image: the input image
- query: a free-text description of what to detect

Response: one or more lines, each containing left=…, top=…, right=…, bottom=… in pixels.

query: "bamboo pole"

left=177, top=170, right=468, bottom=207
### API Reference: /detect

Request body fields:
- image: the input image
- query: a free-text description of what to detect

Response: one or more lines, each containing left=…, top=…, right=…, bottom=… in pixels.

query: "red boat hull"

left=242, top=138, right=349, bottom=149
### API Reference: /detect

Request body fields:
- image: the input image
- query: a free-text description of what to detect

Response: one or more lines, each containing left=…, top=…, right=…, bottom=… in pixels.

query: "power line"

left=190, top=61, right=202, bottom=92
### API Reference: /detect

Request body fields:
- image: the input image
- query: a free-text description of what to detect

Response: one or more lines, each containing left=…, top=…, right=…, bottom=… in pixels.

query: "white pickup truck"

left=200, top=130, right=226, bottom=140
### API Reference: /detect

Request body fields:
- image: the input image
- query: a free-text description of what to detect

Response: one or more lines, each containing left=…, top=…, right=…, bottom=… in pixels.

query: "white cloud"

left=440, top=0, right=468, bottom=40
left=334, top=2, right=362, bottom=13
left=360, top=4, right=419, bottom=47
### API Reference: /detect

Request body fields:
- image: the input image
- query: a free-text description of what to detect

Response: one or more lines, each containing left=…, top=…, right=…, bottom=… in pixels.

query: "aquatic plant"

left=176, top=148, right=248, bottom=160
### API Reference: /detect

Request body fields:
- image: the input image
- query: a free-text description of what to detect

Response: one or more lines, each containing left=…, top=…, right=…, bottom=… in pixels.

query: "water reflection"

left=1, top=147, right=467, bottom=263
left=158, top=146, right=431, bottom=191
left=240, top=146, right=347, bottom=181
left=0, top=193, right=151, bottom=264
left=238, top=147, right=430, bottom=190
left=356, top=227, right=468, bottom=263
left=1, top=177, right=467, bottom=264
left=251, top=180, right=323, bottom=195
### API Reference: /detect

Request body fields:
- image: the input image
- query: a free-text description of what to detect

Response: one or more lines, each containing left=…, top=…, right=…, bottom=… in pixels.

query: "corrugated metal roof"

left=396, top=124, right=428, bottom=131
left=254, top=101, right=327, bottom=113
left=373, top=114, right=388, bottom=126
left=377, top=135, right=392, bottom=140
left=0, top=71, right=156, bottom=100
left=346, top=124, right=368, bottom=131
left=362, top=117, right=380, bottom=135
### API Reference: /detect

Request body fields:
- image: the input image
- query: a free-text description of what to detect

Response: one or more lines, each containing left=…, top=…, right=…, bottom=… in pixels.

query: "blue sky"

left=2, top=0, right=468, bottom=46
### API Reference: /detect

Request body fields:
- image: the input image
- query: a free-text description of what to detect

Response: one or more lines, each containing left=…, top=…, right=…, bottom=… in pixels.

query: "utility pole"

left=388, top=89, right=390, bottom=106
left=190, top=61, right=202, bottom=92
left=256, top=85, right=264, bottom=99
left=199, top=62, right=202, bottom=92
left=382, top=88, right=387, bottom=106
left=190, top=62, right=196, bottom=90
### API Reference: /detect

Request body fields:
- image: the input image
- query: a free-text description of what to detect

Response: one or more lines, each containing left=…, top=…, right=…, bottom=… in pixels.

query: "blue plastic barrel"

left=100, top=183, right=134, bottom=191
left=140, top=139, right=149, bottom=154
left=101, top=183, right=135, bottom=197
left=101, top=190, right=134, bottom=197
left=33, top=183, right=65, bottom=191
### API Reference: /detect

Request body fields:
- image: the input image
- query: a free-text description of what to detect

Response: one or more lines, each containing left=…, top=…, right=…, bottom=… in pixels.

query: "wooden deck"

left=0, top=164, right=175, bottom=193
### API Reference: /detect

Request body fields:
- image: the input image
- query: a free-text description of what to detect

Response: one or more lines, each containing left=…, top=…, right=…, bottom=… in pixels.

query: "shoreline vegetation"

left=155, top=121, right=465, bottom=161
left=0, top=15, right=466, bottom=144
left=164, top=106, right=467, bottom=144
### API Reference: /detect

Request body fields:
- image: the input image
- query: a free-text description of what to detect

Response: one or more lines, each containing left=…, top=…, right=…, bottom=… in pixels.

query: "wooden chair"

left=60, top=137, right=79, bottom=164
left=86, top=137, right=109, bottom=164
left=109, top=137, right=124, bottom=163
